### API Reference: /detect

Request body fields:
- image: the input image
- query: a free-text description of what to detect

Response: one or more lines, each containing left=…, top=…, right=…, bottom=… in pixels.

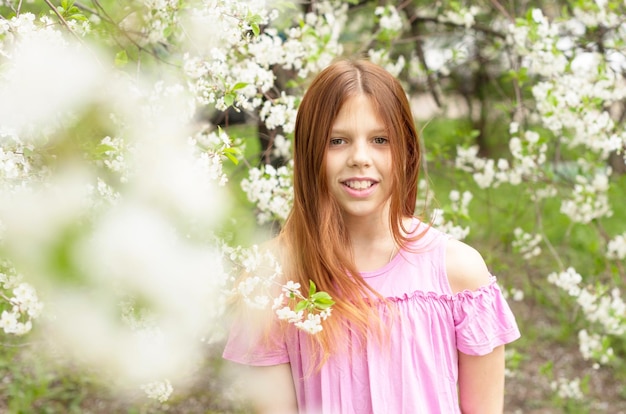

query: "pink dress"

left=223, top=222, right=521, bottom=413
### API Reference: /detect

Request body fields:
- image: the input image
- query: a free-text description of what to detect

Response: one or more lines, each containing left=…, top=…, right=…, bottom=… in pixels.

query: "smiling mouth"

left=343, top=180, right=375, bottom=190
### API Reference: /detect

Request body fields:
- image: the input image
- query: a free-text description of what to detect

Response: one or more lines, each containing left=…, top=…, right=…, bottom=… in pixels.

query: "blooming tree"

left=0, top=0, right=625, bottom=410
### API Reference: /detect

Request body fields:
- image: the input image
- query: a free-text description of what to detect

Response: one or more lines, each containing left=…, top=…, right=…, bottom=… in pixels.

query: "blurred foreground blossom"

left=0, top=13, right=106, bottom=133
left=0, top=14, right=231, bottom=401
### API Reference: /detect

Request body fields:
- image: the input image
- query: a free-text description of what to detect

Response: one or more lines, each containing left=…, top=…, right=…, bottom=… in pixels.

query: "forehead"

left=331, top=94, right=386, bottom=133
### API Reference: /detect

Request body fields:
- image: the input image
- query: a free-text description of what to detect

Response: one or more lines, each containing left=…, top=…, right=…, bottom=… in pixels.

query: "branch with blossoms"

left=225, top=244, right=335, bottom=335
left=0, top=262, right=43, bottom=337
left=273, top=281, right=334, bottom=335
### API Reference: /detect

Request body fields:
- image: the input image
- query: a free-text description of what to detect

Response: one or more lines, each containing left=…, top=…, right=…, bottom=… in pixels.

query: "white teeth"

left=345, top=180, right=373, bottom=189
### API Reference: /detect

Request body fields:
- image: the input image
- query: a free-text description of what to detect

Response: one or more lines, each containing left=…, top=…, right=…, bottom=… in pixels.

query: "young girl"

left=223, top=59, right=521, bottom=413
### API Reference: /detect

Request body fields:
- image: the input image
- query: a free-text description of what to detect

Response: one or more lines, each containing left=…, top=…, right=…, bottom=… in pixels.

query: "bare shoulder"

left=445, top=238, right=492, bottom=294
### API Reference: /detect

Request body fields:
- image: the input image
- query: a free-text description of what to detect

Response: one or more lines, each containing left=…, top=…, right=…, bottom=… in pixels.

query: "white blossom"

left=578, top=329, right=614, bottom=365
left=432, top=208, right=470, bottom=240
left=242, top=163, right=293, bottom=225
left=512, top=228, right=542, bottom=259
left=295, top=313, right=324, bottom=334
left=140, top=379, right=173, bottom=403
left=375, top=5, right=403, bottom=32
left=560, top=171, right=613, bottom=224
left=548, top=268, right=626, bottom=337
left=606, top=233, right=626, bottom=260
left=0, top=310, right=32, bottom=335
left=547, top=267, right=582, bottom=296
left=551, top=376, right=584, bottom=400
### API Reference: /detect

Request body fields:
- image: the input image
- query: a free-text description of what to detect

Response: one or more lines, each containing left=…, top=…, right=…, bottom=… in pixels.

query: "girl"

left=223, top=59, right=520, bottom=413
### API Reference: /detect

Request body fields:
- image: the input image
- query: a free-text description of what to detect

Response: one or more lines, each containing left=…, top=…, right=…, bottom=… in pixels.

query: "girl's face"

left=325, top=94, right=393, bottom=222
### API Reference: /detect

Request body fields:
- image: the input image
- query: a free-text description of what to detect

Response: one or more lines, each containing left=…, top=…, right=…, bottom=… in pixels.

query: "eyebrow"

left=330, top=128, right=388, bottom=135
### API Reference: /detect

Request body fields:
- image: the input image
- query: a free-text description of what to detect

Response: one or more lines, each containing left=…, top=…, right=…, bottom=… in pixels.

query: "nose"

left=348, top=139, right=372, bottom=167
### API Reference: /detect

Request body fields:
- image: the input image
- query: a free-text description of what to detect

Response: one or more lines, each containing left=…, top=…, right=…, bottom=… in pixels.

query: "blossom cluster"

left=374, top=5, right=404, bottom=33
left=0, top=129, right=34, bottom=192
left=559, top=168, right=612, bottom=224
left=226, top=246, right=334, bottom=335
left=550, top=376, right=584, bottom=401
left=532, top=74, right=625, bottom=160
left=431, top=209, right=470, bottom=241
left=429, top=189, right=472, bottom=241
left=505, top=7, right=625, bottom=226
left=455, top=126, right=547, bottom=190
left=273, top=281, right=333, bottom=335
left=181, top=0, right=346, bottom=121
left=241, top=163, right=293, bottom=225
left=548, top=267, right=625, bottom=366
left=99, top=135, right=130, bottom=183
left=225, top=244, right=282, bottom=310
left=439, top=5, right=481, bottom=29
left=512, top=228, right=542, bottom=260
left=578, top=329, right=614, bottom=367
left=259, top=92, right=298, bottom=134
left=507, top=9, right=567, bottom=78
left=140, top=379, right=174, bottom=403
left=606, top=233, right=626, bottom=260
left=190, top=127, right=241, bottom=186
left=0, top=265, right=43, bottom=335
left=137, top=0, right=181, bottom=45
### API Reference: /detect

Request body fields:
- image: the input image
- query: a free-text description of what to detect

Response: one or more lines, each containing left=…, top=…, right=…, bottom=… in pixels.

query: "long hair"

left=279, top=59, right=422, bottom=362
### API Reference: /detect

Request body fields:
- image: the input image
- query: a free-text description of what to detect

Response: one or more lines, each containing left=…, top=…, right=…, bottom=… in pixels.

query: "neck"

left=343, top=215, right=392, bottom=245
left=343, top=213, right=407, bottom=272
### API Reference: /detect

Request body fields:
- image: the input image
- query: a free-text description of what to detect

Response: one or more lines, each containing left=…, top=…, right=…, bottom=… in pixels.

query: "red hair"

left=279, top=59, right=422, bottom=361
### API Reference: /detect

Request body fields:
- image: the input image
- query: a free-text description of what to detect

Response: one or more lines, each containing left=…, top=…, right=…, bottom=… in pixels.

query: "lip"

left=340, top=177, right=378, bottom=198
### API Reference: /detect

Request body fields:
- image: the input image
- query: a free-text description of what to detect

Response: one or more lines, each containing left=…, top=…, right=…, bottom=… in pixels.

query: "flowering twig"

left=42, top=0, right=83, bottom=43
left=273, top=280, right=334, bottom=335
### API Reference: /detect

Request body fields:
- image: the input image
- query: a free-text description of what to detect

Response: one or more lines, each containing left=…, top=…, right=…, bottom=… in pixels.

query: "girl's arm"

left=458, top=346, right=505, bottom=414
left=237, top=363, right=298, bottom=414
left=446, top=239, right=506, bottom=414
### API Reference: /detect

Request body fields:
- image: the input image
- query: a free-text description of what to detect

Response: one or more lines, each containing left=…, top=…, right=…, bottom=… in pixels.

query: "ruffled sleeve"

left=451, top=276, right=521, bottom=356
left=222, top=309, right=290, bottom=366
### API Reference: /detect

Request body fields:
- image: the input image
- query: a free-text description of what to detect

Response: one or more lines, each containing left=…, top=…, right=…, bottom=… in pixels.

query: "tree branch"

left=42, top=0, right=84, bottom=43
left=490, top=0, right=514, bottom=22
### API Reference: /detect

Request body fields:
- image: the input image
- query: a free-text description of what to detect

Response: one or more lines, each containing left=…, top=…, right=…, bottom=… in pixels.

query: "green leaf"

left=224, top=92, right=235, bottom=108
left=163, top=25, right=173, bottom=39
left=311, top=291, right=332, bottom=301
left=232, top=82, right=248, bottom=91
left=95, top=144, right=116, bottom=155
left=224, top=151, right=239, bottom=165
left=309, top=280, right=316, bottom=297
left=294, top=300, right=308, bottom=312
left=251, top=23, right=260, bottom=37
left=313, top=300, right=334, bottom=310
left=68, top=13, right=88, bottom=22
left=114, top=50, right=128, bottom=67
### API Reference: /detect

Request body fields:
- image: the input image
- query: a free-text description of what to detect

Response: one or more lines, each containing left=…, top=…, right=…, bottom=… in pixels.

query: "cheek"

left=324, top=153, right=338, bottom=175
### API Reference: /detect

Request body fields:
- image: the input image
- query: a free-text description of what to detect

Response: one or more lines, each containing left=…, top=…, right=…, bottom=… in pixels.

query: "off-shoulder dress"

left=223, top=221, right=521, bottom=413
